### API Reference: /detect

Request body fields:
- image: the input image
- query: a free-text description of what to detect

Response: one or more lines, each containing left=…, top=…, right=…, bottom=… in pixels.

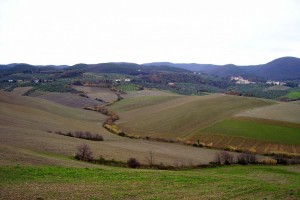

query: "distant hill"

left=253, top=57, right=300, bottom=80
left=145, top=57, right=300, bottom=80
left=66, top=62, right=190, bottom=75
left=1, top=57, right=299, bottom=80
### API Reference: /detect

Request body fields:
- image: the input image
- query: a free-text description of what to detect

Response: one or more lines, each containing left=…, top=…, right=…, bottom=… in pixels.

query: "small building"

left=266, top=80, right=286, bottom=86
left=8, top=80, right=14, bottom=83
left=124, top=78, right=131, bottom=82
left=231, top=76, right=255, bottom=84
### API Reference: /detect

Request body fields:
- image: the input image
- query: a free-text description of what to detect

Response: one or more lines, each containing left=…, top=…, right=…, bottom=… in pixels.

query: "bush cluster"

left=127, top=158, right=141, bottom=168
left=53, top=130, right=104, bottom=141
left=237, top=153, right=258, bottom=165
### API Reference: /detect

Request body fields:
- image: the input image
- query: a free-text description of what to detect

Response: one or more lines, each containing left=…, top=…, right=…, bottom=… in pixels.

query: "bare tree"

left=75, top=143, right=93, bottom=161
left=146, top=150, right=155, bottom=167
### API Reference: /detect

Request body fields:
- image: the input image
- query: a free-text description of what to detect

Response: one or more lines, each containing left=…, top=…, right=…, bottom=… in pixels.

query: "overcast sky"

left=0, top=0, right=299, bottom=65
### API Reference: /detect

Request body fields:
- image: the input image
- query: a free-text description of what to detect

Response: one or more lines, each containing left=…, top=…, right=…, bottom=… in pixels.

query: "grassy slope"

left=112, top=94, right=273, bottom=139
left=0, top=165, right=299, bottom=199
left=0, top=91, right=225, bottom=166
left=202, top=117, right=300, bottom=145
left=287, top=91, right=300, bottom=99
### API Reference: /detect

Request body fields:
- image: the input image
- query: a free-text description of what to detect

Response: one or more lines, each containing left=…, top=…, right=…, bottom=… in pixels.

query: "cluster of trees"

left=53, top=131, right=104, bottom=141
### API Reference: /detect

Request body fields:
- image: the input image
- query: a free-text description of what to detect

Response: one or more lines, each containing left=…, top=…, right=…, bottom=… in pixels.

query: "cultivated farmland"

left=0, top=91, right=232, bottom=167
left=73, top=86, right=119, bottom=102
left=11, top=86, right=33, bottom=96
left=33, top=91, right=104, bottom=108
left=112, top=94, right=273, bottom=139
left=110, top=94, right=300, bottom=153
left=236, top=102, right=300, bottom=123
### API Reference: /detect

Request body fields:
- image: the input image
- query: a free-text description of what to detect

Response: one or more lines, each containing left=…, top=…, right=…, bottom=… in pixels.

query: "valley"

left=1, top=59, right=300, bottom=199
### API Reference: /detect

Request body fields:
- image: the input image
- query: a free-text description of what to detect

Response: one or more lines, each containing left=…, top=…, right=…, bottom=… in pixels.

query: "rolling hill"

left=110, top=94, right=300, bottom=154
left=145, top=57, right=300, bottom=80
left=2, top=56, right=299, bottom=80
left=0, top=91, right=229, bottom=167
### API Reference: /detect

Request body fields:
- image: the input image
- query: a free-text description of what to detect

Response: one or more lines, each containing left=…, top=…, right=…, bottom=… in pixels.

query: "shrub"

left=275, top=156, right=290, bottom=165
left=74, top=131, right=84, bottom=138
left=260, top=158, right=277, bottom=165
left=66, top=131, right=73, bottom=137
left=84, top=131, right=92, bottom=139
left=215, top=151, right=234, bottom=165
left=127, top=158, right=140, bottom=168
left=237, top=153, right=257, bottom=165
left=75, top=144, right=93, bottom=161
left=93, top=134, right=104, bottom=141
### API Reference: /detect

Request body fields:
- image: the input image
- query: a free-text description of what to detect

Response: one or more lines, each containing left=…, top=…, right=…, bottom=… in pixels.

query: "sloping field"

left=1, top=165, right=299, bottom=199
left=202, top=117, right=300, bottom=145
left=123, top=89, right=180, bottom=99
left=236, top=102, right=300, bottom=123
left=34, top=91, right=103, bottom=108
left=286, top=91, right=300, bottom=100
left=291, top=100, right=300, bottom=105
left=73, top=86, right=118, bottom=102
left=200, top=117, right=300, bottom=153
left=112, top=94, right=273, bottom=140
left=11, top=86, right=33, bottom=95
left=109, top=95, right=183, bottom=112
left=0, top=91, right=226, bottom=166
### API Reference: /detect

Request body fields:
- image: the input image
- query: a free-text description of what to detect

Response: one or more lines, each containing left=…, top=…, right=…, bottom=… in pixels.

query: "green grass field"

left=117, top=84, right=141, bottom=91
left=202, top=118, right=300, bottom=145
left=1, top=165, right=299, bottom=199
left=286, top=91, right=300, bottom=100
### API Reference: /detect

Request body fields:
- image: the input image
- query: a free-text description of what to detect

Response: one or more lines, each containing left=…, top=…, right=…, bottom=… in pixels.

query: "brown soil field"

left=0, top=91, right=229, bottom=167
left=123, top=89, right=180, bottom=98
left=114, top=94, right=273, bottom=139
left=34, top=91, right=104, bottom=108
left=236, top=102, right=300, bottom=123
left=11, top=87, right=33, bottom=95
left=72, top=86, right=118, bottom=102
